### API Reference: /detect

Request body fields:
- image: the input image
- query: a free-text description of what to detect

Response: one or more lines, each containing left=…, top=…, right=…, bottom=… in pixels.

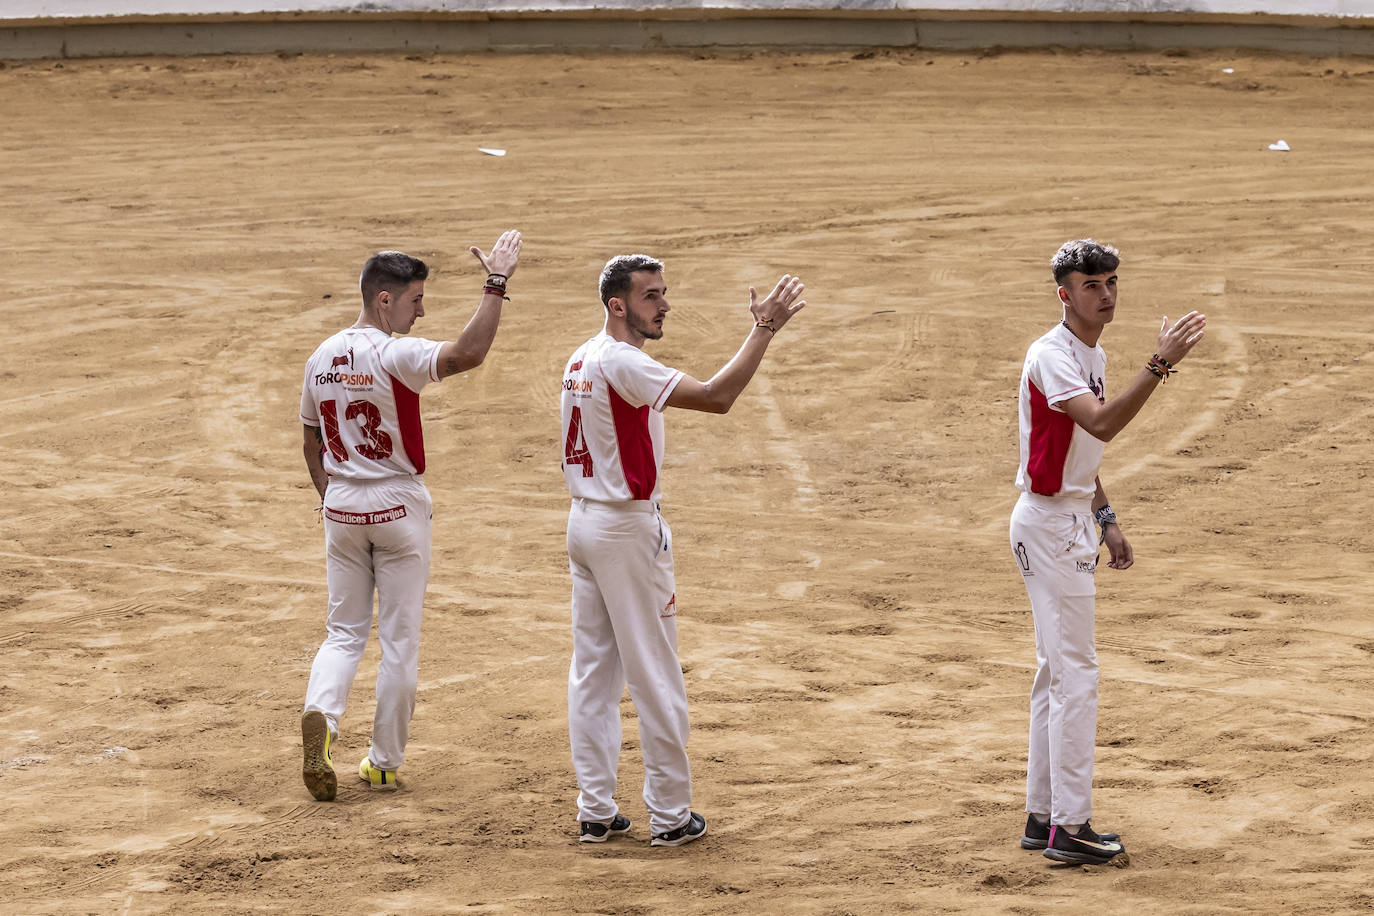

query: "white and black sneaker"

left=579, top=814, right=632, bottom=843
left=651, top=812, right=707, bottom=848
left=1021, top=814, right=1119, bottom=851
left=1042, top=822, right=1125, bottom=865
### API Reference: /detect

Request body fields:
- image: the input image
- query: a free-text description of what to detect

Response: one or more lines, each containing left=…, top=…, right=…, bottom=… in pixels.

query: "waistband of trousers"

left=327, top=473, right=424, bottom=487
left=572, top=497, right=660, bottom=514
left=1017, top=491, right=1093, bottom=515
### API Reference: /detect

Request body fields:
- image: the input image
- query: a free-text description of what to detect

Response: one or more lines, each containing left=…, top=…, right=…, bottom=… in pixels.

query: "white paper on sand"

left=478, top=147, right=507, bottom=157
left=1268, top=140, right=1290, bottom=151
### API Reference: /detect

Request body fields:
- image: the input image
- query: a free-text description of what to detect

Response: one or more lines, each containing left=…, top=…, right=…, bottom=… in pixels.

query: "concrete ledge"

left=6, top=0, right=1373, bottom=19
left=3, top=5, right=1374, bottom=59
left=6, top=4, right=1374, bottom=27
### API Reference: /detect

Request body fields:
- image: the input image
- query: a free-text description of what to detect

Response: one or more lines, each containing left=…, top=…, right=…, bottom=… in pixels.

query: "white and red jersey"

left=1015, top=322, right=1107, bottom=500
left=300, top=326, right=443, bottom=480
left=560, top=331, right=684, bottom=502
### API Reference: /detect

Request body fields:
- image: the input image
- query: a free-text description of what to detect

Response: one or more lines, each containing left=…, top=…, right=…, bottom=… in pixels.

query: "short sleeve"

left=1028, top=344, right=1091, bottom=411
left=598, top=344, right=683, bottom=412
left=380, top=336, right=443, bottom=393
left=300, top=360, right=319, bottom=425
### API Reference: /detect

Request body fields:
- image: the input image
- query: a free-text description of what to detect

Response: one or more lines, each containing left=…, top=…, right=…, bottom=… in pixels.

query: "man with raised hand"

left=560, top=255, right=806, bottom=847
left=298, top=231, right=521, bottom=801
left=1011, top=238, right=1206, bottom=864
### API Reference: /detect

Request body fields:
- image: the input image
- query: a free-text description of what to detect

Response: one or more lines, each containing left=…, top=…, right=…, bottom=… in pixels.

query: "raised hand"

left=471, top=229, right=522, bottom=279
left=1156, top=310, right=1207, bottom=365
left=749, top=274, right=807, bottom=333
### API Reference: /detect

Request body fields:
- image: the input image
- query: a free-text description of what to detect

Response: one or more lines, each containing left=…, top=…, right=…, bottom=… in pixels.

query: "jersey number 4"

left=320, top=398, right=393, bottom=461
left=564, top=405, right=594, bottom=477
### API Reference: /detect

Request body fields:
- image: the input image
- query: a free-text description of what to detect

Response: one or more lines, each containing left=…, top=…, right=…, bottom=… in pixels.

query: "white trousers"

left=1010, top=492, right=1099, bottom=825
left=566, top=498, right=690, bottom=834
left=304, top=475, right=432, bottom=772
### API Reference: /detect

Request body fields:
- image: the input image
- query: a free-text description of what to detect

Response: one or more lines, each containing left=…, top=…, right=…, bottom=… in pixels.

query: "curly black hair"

left=1051, top=239, right=1120, bottom=284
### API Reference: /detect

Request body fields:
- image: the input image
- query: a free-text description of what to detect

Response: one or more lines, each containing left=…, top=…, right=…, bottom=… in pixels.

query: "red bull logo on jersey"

left=564, top=360, right=593, bottom=394
left=316, top=348, right=371, bottom=386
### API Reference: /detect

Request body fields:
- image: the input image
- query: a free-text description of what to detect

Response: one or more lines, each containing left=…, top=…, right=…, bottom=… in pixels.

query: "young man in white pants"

left=560, top=255, right=806, bottom=846
left=298, top=232, right=522, bottom=801
left=1011, top=239, right=1207, bottom=863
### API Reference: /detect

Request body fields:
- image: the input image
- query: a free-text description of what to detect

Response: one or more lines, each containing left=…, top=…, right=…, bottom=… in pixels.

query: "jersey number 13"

left=320, top=398, right=394, bottom=461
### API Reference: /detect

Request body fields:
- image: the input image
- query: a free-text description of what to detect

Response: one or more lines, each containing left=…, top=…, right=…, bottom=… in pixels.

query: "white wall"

left=6, top=1, right=1373, bottom=21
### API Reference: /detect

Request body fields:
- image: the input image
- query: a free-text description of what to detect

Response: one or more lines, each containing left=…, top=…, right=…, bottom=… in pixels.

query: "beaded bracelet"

left=1146, top=353, right=1175, bottom=381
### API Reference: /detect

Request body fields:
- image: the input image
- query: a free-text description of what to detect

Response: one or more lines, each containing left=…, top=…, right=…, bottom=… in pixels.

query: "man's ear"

left=607, top=296, right=625, bottom=317
left=377, top=290, right=391, bottom=309
left=1056, top=286, right=1069, bottom=305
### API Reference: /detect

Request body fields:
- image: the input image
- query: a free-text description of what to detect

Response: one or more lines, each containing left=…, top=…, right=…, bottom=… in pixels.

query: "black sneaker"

left=1042, top=822, right=1125, bottom=865
left=650, top=812, right=707, bottom=848
left=1020, top=814, right=1119, bottom=850
left=579, top=814, right=632, bottom=843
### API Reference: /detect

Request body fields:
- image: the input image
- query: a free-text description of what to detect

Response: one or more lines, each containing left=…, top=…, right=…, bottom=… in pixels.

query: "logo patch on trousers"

left=1076, top=557, right=1098, bottom=573
left=323, top=505, right=407, bottom=525
left=1015, top=542, right=1032, bottom=575
left=661, top=593, right=677, bottom=619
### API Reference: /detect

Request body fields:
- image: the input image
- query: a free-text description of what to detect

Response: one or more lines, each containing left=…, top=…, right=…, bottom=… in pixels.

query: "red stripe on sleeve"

left=652, top=371, right=683, bottom=410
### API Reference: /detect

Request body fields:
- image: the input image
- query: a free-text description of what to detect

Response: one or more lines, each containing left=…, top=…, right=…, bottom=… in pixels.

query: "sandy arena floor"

left=2, top=44, right=1373, bottom=914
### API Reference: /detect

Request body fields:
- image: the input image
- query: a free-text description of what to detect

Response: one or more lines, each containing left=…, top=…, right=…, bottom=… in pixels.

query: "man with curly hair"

left=1011, top=239, right=1207, bottom=864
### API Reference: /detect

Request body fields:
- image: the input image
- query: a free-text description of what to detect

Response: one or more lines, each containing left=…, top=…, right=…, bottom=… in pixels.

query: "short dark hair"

left=360, top=250, right=429, bottom=304
left=1051, top=239, right=1120, bottom=284
left=599, top=254, right=664, bottom=306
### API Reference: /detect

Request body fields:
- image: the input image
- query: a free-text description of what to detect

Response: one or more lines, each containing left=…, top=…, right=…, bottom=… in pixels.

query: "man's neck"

left=1061, top=315, right=1102, bottom=347
left=353, top=309, right=390, bottom=335
left=604, top=320, right=646, bottom=350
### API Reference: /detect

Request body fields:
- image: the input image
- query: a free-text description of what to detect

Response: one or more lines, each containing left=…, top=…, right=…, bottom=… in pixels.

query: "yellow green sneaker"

left=358, top=756, right=399, bottom=790
left=301, top=710, right=336, bottom=802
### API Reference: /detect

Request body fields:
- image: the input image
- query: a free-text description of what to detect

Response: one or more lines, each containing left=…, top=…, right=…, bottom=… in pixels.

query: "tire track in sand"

left=51, top=803, right=324, bottom=895
left=748, top=374, right=821, bottom=599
